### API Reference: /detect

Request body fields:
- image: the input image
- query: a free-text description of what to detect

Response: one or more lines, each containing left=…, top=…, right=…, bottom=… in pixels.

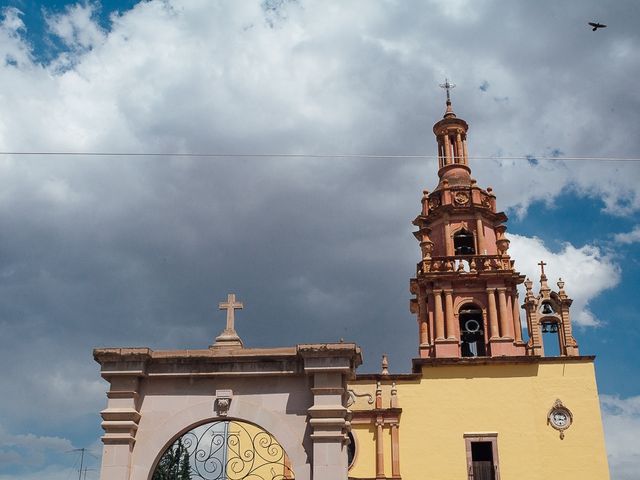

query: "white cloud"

left=508, top=234, right=620, bottom=326
left=614, top=226, right=640, bottom=244
left=0, top=424, right=73, bottom=467
left=601, top=395, right=640, bottom=480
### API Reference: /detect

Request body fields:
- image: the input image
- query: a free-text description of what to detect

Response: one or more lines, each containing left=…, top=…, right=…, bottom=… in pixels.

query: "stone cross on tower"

left=538, top=260, right=547, bottom=276
left=439, top=78, right=456, bottom=103
left=211, top=293, right=244, bottom=349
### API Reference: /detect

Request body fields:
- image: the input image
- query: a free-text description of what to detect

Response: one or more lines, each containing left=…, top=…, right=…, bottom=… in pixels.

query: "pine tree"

left=153, top=438, right=191, bottom=480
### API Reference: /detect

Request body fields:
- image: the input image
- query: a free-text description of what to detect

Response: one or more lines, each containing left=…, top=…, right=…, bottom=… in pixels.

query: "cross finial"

left=538, top=260, right=547, bottom=276
left=439, top=77, right=456, bottom=103
left=211, top=293, right=244, bottom=349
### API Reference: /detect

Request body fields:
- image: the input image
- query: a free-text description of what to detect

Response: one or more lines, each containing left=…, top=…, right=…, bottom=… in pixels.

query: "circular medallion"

left=454, top=191, right=470, bottom=205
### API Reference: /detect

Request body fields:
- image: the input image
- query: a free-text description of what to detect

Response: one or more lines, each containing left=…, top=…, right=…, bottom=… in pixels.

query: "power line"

left=0, top=151, right=639, bottom=161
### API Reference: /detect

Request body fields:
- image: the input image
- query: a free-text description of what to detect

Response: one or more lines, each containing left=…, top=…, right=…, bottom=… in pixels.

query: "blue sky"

left=0, top=1, right=639, bottom=479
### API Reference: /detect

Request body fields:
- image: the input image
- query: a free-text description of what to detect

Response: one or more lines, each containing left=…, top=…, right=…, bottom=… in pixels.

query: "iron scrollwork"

left=155, top=420, right=294, bottom=479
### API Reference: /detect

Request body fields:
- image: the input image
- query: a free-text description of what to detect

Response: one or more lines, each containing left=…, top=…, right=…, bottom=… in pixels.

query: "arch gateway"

left=94, top=340, right=361, bottom=480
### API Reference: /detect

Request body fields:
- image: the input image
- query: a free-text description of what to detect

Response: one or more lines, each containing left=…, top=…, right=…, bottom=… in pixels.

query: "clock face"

left=552, top=412, right=567, bottom=427
left=549, top=408, right=571, bottom=429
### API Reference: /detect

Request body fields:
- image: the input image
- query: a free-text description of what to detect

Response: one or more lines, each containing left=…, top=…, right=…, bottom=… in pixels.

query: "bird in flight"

left=588, top=22, right=607, bottom=31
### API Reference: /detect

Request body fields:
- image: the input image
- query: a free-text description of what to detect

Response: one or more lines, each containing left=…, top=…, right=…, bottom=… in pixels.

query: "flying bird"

left=588, top=22, right=607, bottom=31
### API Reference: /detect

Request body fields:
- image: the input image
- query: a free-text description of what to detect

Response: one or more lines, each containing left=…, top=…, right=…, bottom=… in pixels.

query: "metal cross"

left=219, top=293, right=243, bottom=332
left=439, top=78, right=456, bottom=102
left=537, top=260, right=547, bottom=275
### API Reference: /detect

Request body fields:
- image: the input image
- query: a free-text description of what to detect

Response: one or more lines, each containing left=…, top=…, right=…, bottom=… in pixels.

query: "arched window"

left=459, top=304, right=486, bottom=357
left=454, top=229, right=476, bottom=255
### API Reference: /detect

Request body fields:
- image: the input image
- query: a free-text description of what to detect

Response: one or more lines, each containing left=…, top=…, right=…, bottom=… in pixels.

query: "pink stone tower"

left=410, top=87, right=527, bottom=358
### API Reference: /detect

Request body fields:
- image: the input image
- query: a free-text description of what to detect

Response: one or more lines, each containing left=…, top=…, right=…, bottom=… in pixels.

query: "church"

left=93, top=89, right=610, bottom=479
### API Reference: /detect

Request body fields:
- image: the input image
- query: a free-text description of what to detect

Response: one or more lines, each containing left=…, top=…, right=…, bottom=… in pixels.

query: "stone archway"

left=151, top=419, right=294, bottom=479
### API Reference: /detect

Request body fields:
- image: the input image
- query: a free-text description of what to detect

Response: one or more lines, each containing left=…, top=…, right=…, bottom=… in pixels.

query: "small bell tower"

left=410, top=82, right=527, bottom=358
left=523, top=264, right=579, bottom=357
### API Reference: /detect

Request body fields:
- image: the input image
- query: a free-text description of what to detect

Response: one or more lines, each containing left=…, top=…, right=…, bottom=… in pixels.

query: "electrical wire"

left=0, top=152, right=639, bottom=161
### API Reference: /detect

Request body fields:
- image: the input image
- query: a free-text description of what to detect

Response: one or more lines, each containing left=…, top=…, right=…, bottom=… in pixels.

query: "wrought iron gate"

left=153, top=420, right=295, bottom=480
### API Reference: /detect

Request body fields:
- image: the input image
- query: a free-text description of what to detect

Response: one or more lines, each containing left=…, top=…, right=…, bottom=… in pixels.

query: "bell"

left=550, top=323, right=559, bottom=334
left=541, top=323, right=550, bottom=333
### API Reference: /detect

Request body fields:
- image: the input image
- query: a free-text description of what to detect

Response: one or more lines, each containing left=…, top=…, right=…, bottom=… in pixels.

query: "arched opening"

left=540, top=319, right=561, bottom=357
left=459, top=304, right=486, bottom=357
left=152, top=419, right=295, bottom=479
left=454, top=229, right=475, bottom=255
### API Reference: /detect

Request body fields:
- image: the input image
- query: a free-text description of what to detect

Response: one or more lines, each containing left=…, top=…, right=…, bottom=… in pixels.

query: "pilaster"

left=299, top=344, right=362, bottom=480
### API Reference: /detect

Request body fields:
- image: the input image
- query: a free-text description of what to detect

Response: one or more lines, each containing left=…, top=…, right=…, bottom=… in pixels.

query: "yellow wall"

left=348, top=360, right=609, bottom=479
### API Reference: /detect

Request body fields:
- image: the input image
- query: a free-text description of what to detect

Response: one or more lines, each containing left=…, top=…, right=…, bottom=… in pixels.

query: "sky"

left=0, top=0, right=638, bottom=478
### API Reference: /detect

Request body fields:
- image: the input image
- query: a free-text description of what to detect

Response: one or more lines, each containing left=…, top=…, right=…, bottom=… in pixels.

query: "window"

left=459, top=304, right=486, bottom=357
left=464, top=434, right=500, bottom=480
left=454, top=229, right=476, bottom=255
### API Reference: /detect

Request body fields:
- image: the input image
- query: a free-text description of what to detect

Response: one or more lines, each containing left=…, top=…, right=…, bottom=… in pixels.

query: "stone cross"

left=219, top=293, right=243, bottom=333
left=538, top=260, right=547, bottom=276
left=211, top=293, right=244, bottom=349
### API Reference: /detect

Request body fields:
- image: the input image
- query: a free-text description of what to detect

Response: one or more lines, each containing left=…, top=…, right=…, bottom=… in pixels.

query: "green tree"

left=152, top=438, right=192, bottom=480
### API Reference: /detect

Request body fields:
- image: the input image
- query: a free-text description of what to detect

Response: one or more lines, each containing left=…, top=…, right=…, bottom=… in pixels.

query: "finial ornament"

left=381, top=354, right=389, bottom=375
left=439, top=77, right=456, bottom=103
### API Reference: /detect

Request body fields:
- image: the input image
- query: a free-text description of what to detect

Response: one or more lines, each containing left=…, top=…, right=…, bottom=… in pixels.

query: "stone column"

left=455, top=132, right=463, bottom=163
left=511, top=292, right=523, bottom=342
left=486, top=289, right=499, bottom=339
left=443, top=218, right=453, bottom=256
left=375, top=417, right=385, bottom=479
left=443, top=134, right=452, bottom=164
left=497, top=288, right=513, bottom=338
left=444, top=289, right=456, bottom=340
left=419, top=291, right=429, bottom=345
left=475, top=216, right=485, bottom=254
left=462, top=136, right=469, bottom=165
left=433, top=290, right=444, bottom=340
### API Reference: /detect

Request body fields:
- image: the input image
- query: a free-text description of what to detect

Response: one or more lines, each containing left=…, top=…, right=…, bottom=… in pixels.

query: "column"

left=444, top=219, right=453, bottom=256
left=443, top=134, right=452, bottom=164
left=419, top=292, right=429, bottom=345
left=475, top=216, right=485, bottom=254
left=497, top=288, right=513, bottom=338
left=462, top=136, right=469, bottom=165
left=375, top=417, right=385, bottom=479
left=444, top=289, right=456, bottom=340
left=391, top=423, right=400, bottom=478
left=434, top=290, right=444, bottom=340
left=438, top=141, right=444, bottom=168
left=455, top=132, right=463, bottom=163
left=486, top=289, right=499, bottom=339
left=511, top=292, right=523, bottom=342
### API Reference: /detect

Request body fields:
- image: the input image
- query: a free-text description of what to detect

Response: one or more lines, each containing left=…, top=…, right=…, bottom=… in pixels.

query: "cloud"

left=601, top=395, right=640, bottom=480
left=0, top=424, right=73, bottom=468
left=508, top=234, right=620, bottom=326
left=45, top=3, right=105, bottom=51
left=614, top=226, right=640, bottom=244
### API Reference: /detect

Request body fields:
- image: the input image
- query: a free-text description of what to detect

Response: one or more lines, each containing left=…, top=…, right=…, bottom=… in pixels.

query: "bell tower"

left=410, top=82, right=527, bottom=358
